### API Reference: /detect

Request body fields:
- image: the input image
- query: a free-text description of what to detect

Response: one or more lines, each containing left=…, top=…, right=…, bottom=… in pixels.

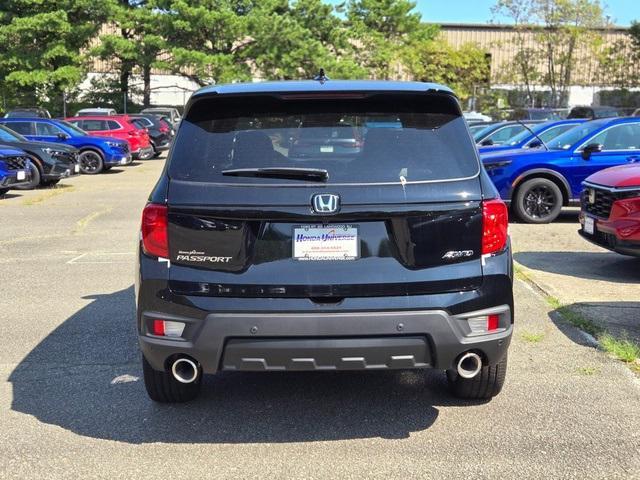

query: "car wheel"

left=15, top=159, right=41, bottom=190
left=142, top=355, right=202, bottom=403
left=78, top=150, right=104, bottom=174
left=447, top=354, right=507, bottom=400
left=513, top=177, right=563, bottom=224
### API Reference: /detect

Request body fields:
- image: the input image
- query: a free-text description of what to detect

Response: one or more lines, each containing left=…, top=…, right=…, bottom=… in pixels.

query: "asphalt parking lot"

left=1, top=159, right=639, bottom=479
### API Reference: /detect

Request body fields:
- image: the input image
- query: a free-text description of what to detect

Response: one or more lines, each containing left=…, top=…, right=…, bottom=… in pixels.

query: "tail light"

left=141, top=203, right=168, bottom=258
left=482, top=199, right=508, bottom=255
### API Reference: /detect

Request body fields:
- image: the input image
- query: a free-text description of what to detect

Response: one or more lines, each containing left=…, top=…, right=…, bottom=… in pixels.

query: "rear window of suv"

left=168, top=93, right=479, bottom=185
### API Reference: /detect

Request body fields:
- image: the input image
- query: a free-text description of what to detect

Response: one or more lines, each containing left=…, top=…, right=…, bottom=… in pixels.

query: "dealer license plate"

left=584, top=216, right=595, bottom=235
left=293, top=225, right=359, bottom=261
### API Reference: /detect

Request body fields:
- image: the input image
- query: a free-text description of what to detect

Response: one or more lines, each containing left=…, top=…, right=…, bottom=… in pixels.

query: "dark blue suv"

left=0, top=118, right=131, bottom=174
left=481, top=117, right=640, bottom=223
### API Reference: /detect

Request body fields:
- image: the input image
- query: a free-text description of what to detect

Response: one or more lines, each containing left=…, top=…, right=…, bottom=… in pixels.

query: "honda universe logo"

left=312, top=194, right=340, bottom=214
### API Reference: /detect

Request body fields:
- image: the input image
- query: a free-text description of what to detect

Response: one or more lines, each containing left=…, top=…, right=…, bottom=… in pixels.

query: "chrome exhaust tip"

left=171, top=357, right=199, bottom=384
left=456, top=352, right=482, bottom=379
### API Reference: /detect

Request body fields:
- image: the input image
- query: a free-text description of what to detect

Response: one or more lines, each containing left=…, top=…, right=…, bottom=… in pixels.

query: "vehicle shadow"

left=548, top=301, right=640, bottom=344
left=9, top=286, right=474, bottom=445
left=514, top=251, right=640, bottom=284
left=102, top=168, right=126, bottom=174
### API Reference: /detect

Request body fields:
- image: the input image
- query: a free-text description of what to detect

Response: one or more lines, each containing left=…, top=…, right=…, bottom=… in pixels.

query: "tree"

left=0, top=1, right=112, bottom=113
left=492, top=0, right=607, bottom=107
left=404, top=40, right=490, bottom=103
left=92, top=1, right=165, bottom=108
left=491, top=0, right=541, bottom=106
left=153, top=0, right=256, bottom=86
left=344, top=0, right=438, bottom=79
left=246, top=0, right=365, bottom=80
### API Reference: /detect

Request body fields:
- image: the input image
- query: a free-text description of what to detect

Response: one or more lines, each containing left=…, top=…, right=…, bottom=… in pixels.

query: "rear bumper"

left=139, top=306, right=512, bottom=373
left=132, top=146, right=154, bottom=159
left=137, top=245, right=514, bottom=374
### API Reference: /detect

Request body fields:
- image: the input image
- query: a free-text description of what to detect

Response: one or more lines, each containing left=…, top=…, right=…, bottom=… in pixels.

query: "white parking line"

left=67, top=252, right=135, bottom=264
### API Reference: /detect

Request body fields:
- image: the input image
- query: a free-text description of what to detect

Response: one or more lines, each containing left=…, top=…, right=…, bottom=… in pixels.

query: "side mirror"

left=57, top=132, right=69, bottom=140
left=528, top=140, right=542, bottom=149
left=581, top=143, right=603, bottom=160
left=480, top=139, right=494, bottom=146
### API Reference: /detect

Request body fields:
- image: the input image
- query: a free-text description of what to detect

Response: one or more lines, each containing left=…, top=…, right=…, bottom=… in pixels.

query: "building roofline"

left=436, top=22, right=629, bottom=32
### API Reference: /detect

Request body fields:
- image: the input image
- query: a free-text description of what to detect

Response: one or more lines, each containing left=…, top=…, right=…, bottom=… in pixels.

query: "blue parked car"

left=0, top=146, right=32, bottom=196
left=481, top=116, right=640, bottom=223
left=0, top=118, right=131, bottom=174
left=479, top=119, right=586, bottom=154
left=474, top=120, right=543, bottom=146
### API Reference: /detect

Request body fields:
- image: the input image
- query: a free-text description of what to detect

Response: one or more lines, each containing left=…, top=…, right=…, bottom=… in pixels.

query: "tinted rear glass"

left=169, top=93, right=478, bottom=184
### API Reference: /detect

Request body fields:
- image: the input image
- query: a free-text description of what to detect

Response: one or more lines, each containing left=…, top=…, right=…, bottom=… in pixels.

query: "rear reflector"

left=141, top=203, right=168, bottom=258
left=152, top=319, right=165, bottom=336
left=482, top=199, right=508, bottom=255
left=152, top=319, right=185, bottom=337
left=468, top=314, right=501, bottom=333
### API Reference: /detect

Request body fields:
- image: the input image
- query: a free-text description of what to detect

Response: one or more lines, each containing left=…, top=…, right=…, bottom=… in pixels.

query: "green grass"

left=599, top=334, right=640, bottom=364
left=520, top=331, right=545, bottom=343
left=515, top=262, right=640, bottom=369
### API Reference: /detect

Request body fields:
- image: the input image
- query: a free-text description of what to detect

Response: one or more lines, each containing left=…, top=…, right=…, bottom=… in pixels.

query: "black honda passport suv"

left=136, top=79, right=513, bottom=402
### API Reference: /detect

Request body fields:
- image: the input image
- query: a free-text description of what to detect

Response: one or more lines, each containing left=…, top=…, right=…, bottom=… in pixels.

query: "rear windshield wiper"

left=221, top=167, right=329, bottom=182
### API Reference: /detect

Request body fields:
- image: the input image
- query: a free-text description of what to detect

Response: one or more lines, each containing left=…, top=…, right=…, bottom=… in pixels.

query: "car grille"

left=582, top=187, right=616, bottom=219
left=4, top=155, right=29, bottom=170
left=582, top=186, right=640, bottom=219
left=119, top=143, right=130, bottom=153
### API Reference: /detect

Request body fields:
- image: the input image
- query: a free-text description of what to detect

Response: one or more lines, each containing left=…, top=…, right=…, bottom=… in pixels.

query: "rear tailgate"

left=165, top=90, right=484, bottom=300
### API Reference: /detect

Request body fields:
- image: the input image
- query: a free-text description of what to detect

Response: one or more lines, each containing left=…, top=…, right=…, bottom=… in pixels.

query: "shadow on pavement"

left=550, top=301, right=640, bottom=344
left=515, top=251, right=640, bottom=284
left=9, top=286, right=476, bottom=444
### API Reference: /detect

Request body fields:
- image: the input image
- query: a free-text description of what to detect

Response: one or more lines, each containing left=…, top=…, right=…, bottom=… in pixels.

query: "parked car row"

left=0, top=111, right=177, bottom=196
left=476, top=116, right=640, bottom=238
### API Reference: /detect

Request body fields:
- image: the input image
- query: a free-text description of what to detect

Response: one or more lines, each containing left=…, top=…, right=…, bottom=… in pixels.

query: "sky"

left=326, top=0, right=639, bottom=26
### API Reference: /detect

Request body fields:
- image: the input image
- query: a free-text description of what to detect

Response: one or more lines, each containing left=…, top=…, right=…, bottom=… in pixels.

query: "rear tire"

left=142, top=355, right=202, bottom=403
left=513, top=177, right=563, bottom=224
left=447, top=354, right=507, bottom=400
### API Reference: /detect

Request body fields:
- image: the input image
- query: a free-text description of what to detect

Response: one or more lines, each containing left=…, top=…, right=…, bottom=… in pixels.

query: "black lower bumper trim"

left=222, top=336, right=431, bottom=371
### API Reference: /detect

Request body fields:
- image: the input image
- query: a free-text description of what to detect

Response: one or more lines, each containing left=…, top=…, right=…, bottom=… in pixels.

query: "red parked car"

left=65, top=115, right=154, bottom=160
left=580, top=163, right=640, bottom=257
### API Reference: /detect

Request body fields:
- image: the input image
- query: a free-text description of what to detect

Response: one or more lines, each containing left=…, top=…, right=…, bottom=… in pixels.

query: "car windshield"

left=546, top=120, right=608, bottom=150
left=169, top=93, right=480, bottom=185
left=59, top=120, right=87, bottom=136
left=0, top=125, right=25, bottom=142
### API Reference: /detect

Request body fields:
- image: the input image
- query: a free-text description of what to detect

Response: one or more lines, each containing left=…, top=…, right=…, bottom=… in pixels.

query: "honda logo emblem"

left=312, top=193, right=340, bottom=214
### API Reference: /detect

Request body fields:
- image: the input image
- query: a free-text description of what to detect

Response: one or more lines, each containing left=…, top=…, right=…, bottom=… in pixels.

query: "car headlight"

left=42, top=147, right=68, bottom=157
left=105, top=141, right=124, bottom=148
